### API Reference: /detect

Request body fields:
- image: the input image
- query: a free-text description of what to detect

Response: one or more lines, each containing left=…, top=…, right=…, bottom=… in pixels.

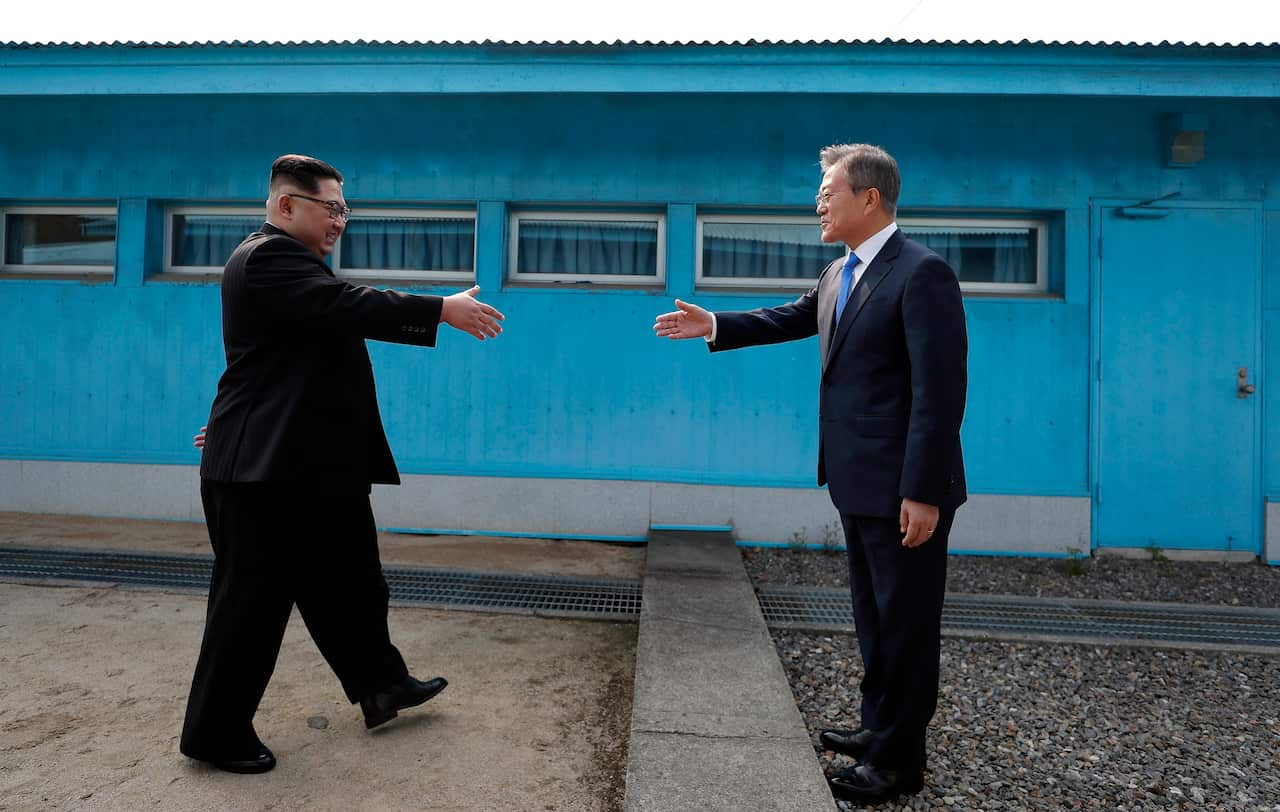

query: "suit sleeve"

left=899, top=256, right=968, bottom=505
left=243, top=237, right=443, bottom=347
left=709, top=286, right=821, bottom=352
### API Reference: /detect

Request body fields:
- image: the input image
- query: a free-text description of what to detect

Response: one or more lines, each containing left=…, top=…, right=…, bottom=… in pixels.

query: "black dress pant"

left=180, top=479, right=409, bottom=759
left=840, top=508, right=954, bottom=771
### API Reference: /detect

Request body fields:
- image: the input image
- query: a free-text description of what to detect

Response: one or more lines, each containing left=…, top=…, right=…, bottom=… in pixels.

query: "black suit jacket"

left=199, top=223, right=444, bottom=486
left=712, top=229, right=968, bottom=518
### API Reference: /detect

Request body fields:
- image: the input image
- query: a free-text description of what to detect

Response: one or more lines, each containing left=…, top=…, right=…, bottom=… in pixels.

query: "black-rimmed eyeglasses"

left=289, top=193, right=352, bottom=222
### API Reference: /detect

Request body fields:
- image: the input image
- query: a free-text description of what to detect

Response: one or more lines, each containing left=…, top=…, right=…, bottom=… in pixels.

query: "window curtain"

left=992, top=234, right=1033, bottom=283
left=906, top=229, right=1034, bottom=284
left=175, top=217, right=256, bottom=267
left=342, top=218, right=474, bottom=271
left=518, top=220, right=656, bottom=276
left=703, top=235, right=839, bottom=279
left=5, top=214, right=116, bottom=266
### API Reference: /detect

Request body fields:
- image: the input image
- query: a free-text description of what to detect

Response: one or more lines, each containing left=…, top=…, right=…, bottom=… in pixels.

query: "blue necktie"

left=833, top=252, right=861, bottom=326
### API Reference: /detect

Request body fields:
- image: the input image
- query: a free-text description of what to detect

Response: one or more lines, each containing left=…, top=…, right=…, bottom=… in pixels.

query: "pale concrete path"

left=624, top=530, right=834, bottom=811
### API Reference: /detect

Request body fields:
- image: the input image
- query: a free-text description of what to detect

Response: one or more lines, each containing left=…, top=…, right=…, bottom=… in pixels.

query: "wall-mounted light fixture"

left=1165, top=113, right=1208, bottom=168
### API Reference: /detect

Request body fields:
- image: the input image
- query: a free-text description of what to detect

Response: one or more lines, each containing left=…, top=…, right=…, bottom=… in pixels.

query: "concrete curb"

left=623, top=530, right=834, bottom=811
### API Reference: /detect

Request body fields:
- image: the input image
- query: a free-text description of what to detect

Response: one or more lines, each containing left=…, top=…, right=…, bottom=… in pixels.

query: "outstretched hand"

left=653, top=299, right=713, bottom=340
left=442, top=285, right=505, bottom=340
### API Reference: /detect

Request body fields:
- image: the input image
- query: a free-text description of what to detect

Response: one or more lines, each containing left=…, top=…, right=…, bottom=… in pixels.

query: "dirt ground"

left=0, top=512, right=645, bottom=581
left=0, top=513, right=641, bottom=811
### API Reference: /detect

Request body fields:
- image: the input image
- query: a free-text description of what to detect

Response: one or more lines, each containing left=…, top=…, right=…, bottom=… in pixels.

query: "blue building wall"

left=1, top=88, right=1277, bottom=545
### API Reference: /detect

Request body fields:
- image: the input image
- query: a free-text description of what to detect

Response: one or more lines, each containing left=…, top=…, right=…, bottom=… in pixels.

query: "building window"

left=166, top=208, right=261, bottom=273
left=165, top=207, right=476, bottom=282
left=509, top=211, right=665, bottom=285
left=1, top=207, right=117, bottom=274
left=334, top=210, right=475, bottom=282
left=695, top=213, right=1048, bottom=294
left=696, top=214, right=841, bottom=289
left=899, top=217, right=1047, bottom=293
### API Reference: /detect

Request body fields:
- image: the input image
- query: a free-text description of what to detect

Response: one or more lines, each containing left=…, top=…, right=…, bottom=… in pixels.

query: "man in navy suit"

left=182, top=154, right=505, bottom=774
left=654, top=143, right=967, bottom=803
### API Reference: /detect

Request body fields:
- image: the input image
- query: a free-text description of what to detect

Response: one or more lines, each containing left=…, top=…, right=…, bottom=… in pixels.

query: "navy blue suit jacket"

left=711, top=229, right=968, bottom=518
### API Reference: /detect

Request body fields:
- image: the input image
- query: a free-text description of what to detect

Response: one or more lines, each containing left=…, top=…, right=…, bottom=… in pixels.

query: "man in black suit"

left=181, top=154, right=505, bottom=774
left=654, top=143, right=967, bottom=803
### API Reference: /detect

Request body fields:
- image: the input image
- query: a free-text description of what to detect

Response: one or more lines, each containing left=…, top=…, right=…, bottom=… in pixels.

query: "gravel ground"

left=742, top=548, right=1280, bottom=608
left=776, top=630, right=1280, bottom=810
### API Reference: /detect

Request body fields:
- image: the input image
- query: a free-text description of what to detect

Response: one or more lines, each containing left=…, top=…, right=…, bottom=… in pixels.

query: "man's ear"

left=865, top=187, right=882, bottom=213
left=276, top=193, right=292, bottom=220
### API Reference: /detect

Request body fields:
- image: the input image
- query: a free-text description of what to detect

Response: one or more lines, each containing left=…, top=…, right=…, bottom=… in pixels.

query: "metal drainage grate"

left=0, top=546, right=641, bottom=621
left=758, top=585, right=1280, bottom=650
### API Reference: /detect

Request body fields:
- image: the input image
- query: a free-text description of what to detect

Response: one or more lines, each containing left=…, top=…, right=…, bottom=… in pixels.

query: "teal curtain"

left=905, top=228, right=1034, bottom=284
left=342, top=217, right=474, bottom=271
left=517, top=220, right=657, bottom=276
left=173, top=215, right=256, bottom=267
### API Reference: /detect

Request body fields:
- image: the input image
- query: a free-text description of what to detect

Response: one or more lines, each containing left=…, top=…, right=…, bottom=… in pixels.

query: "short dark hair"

left=819, top=143, right=900, bottom=217
left=268, top=154, right=343, bottom=194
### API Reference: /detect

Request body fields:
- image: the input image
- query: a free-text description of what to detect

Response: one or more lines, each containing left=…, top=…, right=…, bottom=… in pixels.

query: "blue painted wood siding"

left=1, top=91, right=1277, bottom=500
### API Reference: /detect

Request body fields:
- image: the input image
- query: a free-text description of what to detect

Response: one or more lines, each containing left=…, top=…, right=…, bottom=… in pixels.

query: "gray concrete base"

left=1268, top=502, right=1280, bottom=564
left=3, top=459, right=1105, bottom=555
left=1096, top=547, right=1257, bottom=563
left=624, top=530, right=833, bottom=811
left=949, top=493, right=1091, bottom=555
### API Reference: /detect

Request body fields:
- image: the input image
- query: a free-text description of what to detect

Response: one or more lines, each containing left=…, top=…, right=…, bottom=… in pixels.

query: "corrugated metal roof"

left=4, top=0, right=1278, bottom=49
left=3, top=38, right=1278, bottom=49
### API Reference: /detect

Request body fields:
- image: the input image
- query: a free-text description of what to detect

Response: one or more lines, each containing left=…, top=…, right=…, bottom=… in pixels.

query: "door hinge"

left=1096, top=359, right=1102, bottom=381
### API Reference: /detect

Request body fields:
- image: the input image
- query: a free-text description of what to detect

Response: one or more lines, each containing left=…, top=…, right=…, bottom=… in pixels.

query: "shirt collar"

left=847, top=221, right=898, bottom=267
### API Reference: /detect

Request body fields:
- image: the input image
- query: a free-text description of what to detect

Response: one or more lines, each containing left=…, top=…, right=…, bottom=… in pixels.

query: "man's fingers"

left=480, top=303, right=505, bottom=320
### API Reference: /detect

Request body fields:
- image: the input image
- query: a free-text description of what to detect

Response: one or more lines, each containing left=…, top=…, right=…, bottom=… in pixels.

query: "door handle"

left=1237, top=367, right=1256, bottom=398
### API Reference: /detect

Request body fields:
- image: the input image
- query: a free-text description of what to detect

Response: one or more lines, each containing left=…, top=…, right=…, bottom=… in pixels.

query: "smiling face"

left=816, top=163, right=873, bottom=248
left=277, top=178, right=347, bottom=257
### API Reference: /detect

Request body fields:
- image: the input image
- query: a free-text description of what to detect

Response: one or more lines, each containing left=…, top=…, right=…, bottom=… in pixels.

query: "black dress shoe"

left=361, top=675, right=448, bottom=729
left=818, top=727, right=873, bottom=759
left=828, top=762, right=924, bottom=803
left=206, top=743, right=276, bottom=774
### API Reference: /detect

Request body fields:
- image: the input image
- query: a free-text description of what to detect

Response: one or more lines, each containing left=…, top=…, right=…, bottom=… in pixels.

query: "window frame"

left=508, top=209, right=667, bottom=286
left=695, top=212, right=836, bottom=291
left=331, top=207, right=477, bottom=283
left=164, top=205, right=262, bottom=275
left=0, top=205, right=118, bottom=275
left=897, top=215, right=1049, bottom=294
left=694, top=212, right=1050, bottom=294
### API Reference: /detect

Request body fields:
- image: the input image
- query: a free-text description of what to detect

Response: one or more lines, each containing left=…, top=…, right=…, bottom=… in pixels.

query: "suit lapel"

left=823, top=230, right=904, bottom=372
left=815, top=257, right=843, bottom=363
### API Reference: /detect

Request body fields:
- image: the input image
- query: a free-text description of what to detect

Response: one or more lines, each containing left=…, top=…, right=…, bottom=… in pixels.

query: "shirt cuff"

left=705, top=312, right=718, bottom=344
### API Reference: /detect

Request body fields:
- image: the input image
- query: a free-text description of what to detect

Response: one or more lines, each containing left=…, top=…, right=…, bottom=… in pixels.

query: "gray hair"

left=819, top=143, right=900, bottom=217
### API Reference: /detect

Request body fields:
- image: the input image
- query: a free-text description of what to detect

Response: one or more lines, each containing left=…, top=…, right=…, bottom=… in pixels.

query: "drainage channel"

left=0, top=546, right=641, bottom=621
left=758, top=585, right=1280, bottom=650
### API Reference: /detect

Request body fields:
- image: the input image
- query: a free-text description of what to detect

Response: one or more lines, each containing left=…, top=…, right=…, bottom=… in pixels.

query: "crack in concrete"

left=633, top=726, right=809, bottom=743
left=640, top=613, right=758, bottom=634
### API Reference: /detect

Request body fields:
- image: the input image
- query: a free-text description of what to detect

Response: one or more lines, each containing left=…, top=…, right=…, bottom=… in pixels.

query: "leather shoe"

left=361, top=675, right=448, bottom=729
left=207, top=743, right=276, bottom=774
left=828, top=762, right=924, bottom=803
left=818, top=727, right=873, bottom=759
